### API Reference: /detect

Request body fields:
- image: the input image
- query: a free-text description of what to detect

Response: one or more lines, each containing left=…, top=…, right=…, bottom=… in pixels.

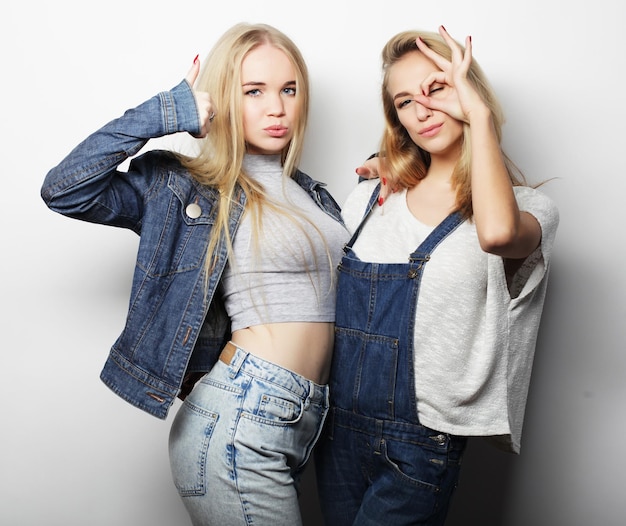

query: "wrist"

left=466, top=105, right=494, bottom=127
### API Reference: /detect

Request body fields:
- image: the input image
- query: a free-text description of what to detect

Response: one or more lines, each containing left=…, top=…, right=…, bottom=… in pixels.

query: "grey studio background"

left=2, top=1, right=625, bottom=525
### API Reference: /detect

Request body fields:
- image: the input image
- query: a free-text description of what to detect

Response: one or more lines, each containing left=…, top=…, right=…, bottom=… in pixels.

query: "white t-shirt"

left=342, top=179, right=559, bottom=453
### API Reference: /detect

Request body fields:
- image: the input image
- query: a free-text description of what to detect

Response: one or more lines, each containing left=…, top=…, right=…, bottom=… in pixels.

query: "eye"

left=428, top=85, right=444, bottom=96
left=396, top=98, right=413, bottom=109
left=282, top=86, right=297, bottom=96
left=245, top=88, right=262, bottom=97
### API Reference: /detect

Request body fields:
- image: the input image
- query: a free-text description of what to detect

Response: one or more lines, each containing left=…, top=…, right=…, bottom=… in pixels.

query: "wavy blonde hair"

left=379, top=30, right=526, bottom=219
left=180, top=23, right=310, bottom=273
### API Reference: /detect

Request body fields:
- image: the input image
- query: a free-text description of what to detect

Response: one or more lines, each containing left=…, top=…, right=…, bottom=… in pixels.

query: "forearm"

left=469, top=112, right=536, bottom=258
left=41, top=80, right=200, bottom=217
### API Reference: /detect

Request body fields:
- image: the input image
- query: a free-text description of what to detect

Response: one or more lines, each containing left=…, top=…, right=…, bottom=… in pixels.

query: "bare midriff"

left=230, top=322, right=334, bottom=385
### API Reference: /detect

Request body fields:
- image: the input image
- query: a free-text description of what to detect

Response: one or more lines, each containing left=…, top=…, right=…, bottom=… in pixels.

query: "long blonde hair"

left=180, top=23, right=310, bottom=273
left=380, top=30, right=526, bottom=219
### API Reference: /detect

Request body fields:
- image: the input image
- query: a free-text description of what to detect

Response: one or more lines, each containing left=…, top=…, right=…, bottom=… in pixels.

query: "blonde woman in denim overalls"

left=315, top=26, right=559, bottom=525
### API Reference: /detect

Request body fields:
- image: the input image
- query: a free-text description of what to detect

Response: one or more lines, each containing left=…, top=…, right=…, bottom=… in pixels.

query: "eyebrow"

left=392, top=91, right=413, bottom=101
left=393, top=81, right=444, bottom=100
left=241, top=80, right=297, bottom=88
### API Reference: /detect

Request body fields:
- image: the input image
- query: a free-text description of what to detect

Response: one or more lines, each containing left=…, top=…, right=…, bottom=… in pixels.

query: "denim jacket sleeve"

left=41, top=80, right=201, bottom=232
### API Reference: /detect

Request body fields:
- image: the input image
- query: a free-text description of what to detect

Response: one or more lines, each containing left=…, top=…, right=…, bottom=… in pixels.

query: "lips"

left=264, top=125, right=289, bottom=138
left=419, top=123, right=443, bottom=137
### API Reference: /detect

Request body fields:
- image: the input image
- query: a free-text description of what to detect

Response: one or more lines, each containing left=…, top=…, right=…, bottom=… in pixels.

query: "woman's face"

left=387, top=50, right=464, bottom=159
left=240, top=44, right=300, bottom=155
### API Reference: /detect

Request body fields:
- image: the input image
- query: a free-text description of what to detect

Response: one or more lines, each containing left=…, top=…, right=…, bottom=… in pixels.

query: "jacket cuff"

left=160, top=79, right=201, bottom=136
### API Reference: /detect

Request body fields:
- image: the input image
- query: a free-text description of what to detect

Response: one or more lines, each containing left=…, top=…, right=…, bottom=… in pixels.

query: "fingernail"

left=382, top=177, right=387, bottom=186
left=193, top=54, right=199, bottom=64
left=441, top=25, right=447, bottom=32
left=378, top=196, right=384, bottom=206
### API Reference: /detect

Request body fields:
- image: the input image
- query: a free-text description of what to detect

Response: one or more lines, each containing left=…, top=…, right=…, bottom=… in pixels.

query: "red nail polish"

left=193, top=54, right=199, bottom=64
left=378, top=196, right=384, bottom=206
left=382, top=177, right=387, bottom=186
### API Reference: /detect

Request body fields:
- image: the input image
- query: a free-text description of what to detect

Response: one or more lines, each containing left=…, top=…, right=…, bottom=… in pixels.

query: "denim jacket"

left=41, top=80, right=343, bottom=419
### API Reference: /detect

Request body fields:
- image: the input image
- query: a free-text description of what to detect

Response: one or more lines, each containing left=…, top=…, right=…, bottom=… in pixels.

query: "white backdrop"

left=3, top=1, right=625, bottom=525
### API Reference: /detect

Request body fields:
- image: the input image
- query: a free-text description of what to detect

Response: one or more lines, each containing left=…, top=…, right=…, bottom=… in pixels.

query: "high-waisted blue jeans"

left=169, top=343, right=329, bottom=526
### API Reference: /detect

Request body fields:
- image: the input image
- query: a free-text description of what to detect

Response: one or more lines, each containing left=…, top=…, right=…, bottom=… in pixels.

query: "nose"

left=267, top=93, right=286, bottom=117
left=415, top=101, right=432, bottom=121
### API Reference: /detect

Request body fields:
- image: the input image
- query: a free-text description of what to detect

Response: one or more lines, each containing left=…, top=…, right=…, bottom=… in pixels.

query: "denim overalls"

left=315, top=185, right=468, bottom=526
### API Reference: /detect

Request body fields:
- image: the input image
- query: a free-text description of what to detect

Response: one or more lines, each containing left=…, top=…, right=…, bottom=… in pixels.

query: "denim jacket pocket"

left=136, top=173, right=217, bottom=278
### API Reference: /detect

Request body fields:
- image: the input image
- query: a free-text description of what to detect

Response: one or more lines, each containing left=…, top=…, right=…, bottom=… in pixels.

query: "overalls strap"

left=407, top=210, right=465, bottom=275
left=343, top=183, right=381, bottom=252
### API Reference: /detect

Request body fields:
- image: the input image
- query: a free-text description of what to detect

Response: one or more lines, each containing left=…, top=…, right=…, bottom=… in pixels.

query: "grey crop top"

left=220, top=154, right=349, bottom=331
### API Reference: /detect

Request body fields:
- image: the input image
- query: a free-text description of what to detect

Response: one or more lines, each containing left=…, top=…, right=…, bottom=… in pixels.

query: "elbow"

left=477, top=211, right=542, bottom=258
left=40, top=180, right=56, bottom=210
left=40, top=182, right=73, bottom=217
left=40, top=165, right=63, bottom=209
left=477, top=224, right=519, bottom=255
left=41, top=166, right=75, bottom=213
left=40, top=182, right=54, bottom=209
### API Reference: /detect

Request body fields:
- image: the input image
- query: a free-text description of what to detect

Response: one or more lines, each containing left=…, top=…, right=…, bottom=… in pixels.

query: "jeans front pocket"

left=375, top=432, right=465, bottom=522
left=256, top=392, right=302, bottom=423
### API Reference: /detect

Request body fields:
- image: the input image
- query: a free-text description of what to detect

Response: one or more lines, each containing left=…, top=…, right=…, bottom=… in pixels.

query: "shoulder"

left=514, top=185, right=559, bottom=260
left=129, top=149, right=197, bottom=188
left=514, top=186, right=559, bottom=231
left=292, top=168, right=329, bottom=192
left=514, top=185, right=557, bottom=210
left=129, top=150, right=221, bottom=203
left=292, top=168, right=342, bottom=219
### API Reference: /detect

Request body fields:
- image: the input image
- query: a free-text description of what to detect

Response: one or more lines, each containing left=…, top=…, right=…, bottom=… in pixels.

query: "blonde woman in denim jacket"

left=41, top=23, right=348, bottom=526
